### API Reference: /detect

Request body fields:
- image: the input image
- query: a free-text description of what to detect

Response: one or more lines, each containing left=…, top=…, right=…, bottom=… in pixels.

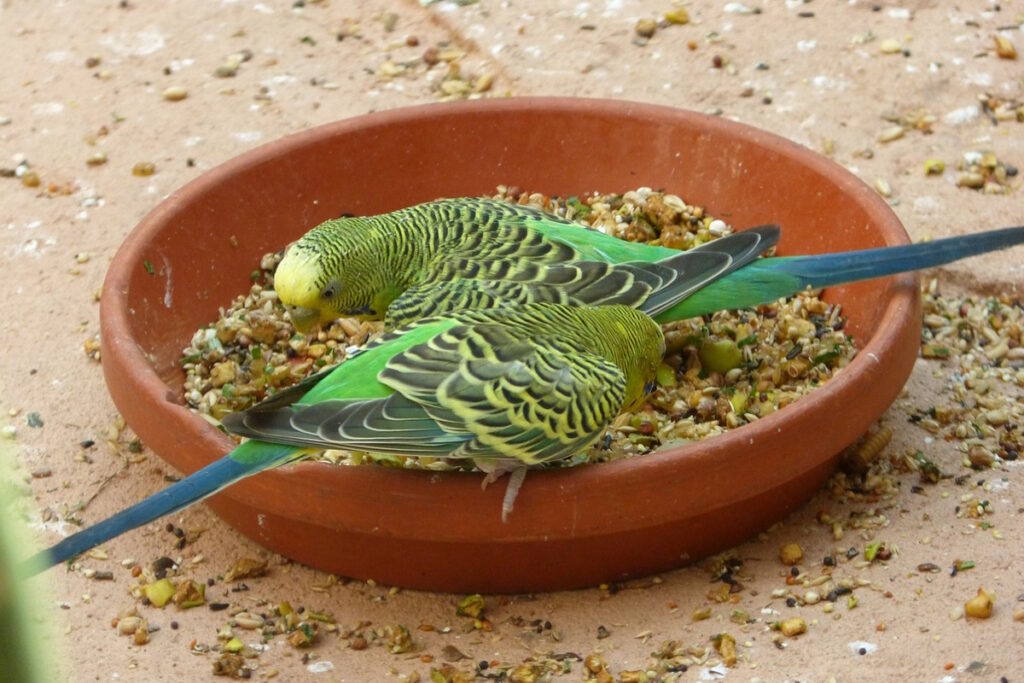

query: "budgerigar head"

left=274, top=218, right=400, bottom=334
left=611, top=308, right=666, bottom=412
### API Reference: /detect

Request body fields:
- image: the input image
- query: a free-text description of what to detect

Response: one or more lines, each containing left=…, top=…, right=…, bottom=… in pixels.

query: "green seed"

left=699, top=338, right=742, bottom=373
left=923, top=158, right=945, bottom=175
left=143, top=578, right=176, bottom=607
left=132, top=161, right=156, bottom=177
left=223, top=637, right=245, bottom=653
left=656, top=363, right=677, bottom=387
left=665, top=8, right=689, bottom=24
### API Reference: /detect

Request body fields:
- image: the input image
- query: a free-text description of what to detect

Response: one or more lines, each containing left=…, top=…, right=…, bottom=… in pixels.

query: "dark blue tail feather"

left=19, top=442, right=300, bottom=576
left=770, top=225, right=1024, bottom=288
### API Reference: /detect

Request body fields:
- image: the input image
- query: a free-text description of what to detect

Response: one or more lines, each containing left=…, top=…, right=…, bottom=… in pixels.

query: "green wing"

left=388, top=226, right=778, bottom=327
left=222, top=317, right=463, bottom=432
left=386, top=259, right=657, bottom=328
left=402, top=197, right=777, bottom=267
left=225, top=311, right=628, bottom=465
left=427, top=197, right=681, bottom=263
left=379, top=320, right=627, bottom=465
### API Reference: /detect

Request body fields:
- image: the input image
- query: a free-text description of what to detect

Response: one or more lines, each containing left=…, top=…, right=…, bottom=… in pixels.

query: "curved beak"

left=286, top=305, right=321, bottom=334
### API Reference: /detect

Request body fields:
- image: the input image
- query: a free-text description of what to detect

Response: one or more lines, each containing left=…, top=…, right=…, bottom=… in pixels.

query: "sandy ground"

left=2, top=0, right=1023, bottom=681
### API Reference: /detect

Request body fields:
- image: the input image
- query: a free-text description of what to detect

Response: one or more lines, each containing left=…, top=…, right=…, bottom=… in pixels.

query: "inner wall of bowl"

left=122, top=101, right=899, bottom=391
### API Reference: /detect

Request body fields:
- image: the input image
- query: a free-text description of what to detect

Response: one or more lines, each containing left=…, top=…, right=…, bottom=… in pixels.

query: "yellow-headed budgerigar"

left=22, top=221, right=772, bottom=573
left=273, top=197, right=1024, bottom=332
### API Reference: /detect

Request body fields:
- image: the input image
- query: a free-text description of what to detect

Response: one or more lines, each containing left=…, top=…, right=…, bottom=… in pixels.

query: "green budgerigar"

left=274, top=197, right=1024, bottom=332
left=223, top=303, right=665, bottom=502
left=274, top=197, right=781, bottom=332
left=22, top=293, right=695, bottom=574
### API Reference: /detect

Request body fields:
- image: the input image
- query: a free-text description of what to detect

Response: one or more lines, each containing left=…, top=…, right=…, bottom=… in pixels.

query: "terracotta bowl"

left=101, top=98, right=919, bottom=593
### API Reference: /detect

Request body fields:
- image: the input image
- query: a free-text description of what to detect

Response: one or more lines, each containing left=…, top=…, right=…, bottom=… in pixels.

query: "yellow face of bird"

left=273, top=246, right=335, bottom=333
left=274, top=237, right=397, bottom=334
left=612, top=311, right=666, bottom=413
left=629, top=336, right=665, bottom=412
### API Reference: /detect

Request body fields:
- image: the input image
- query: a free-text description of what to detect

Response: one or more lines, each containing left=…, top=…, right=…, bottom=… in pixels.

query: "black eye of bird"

left=320, top=282, right=338, bottom=299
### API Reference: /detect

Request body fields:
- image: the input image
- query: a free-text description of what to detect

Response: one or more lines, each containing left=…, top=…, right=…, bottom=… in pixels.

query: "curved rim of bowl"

left=101, top=96, right=918, bottom=542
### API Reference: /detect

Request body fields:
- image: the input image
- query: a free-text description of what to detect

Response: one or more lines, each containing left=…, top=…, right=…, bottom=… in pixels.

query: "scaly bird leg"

left=473, top=459, right=528, bottom=523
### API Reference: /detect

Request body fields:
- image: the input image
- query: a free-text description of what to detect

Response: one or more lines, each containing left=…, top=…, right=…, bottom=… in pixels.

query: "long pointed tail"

left=658, top=226, right=1024, bottom=321
left=19, top=441, right=304, bottom=576
left=640, top=225, right=780, bottom=316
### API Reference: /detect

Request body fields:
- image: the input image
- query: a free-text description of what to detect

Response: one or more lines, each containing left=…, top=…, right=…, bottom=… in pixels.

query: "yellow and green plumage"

left=274, top=197, right=781, bottom=331
left=27, top=198, right=769, bottom=572
left=23, top=197, right=1024, bottom=573
left=275, top=197, right=1024, bottom=333
left=226, top=304, right=662, bottom=466
left=23, top=304, right=665, bottom=572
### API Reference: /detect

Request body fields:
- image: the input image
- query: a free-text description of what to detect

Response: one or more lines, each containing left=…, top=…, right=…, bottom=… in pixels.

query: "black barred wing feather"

left=388, top=244, right=744, bottom=329
left=386, top=259, right=656, bottom=328
left=223, top=392, right=468, bottom=456
left=634, top=225, right=780, bottom=316
left=227, top=309, right=628, bottom=465
left=385, top=280, right=532, bottom=329
left=380, top=322, right=627, bottom=465
left=228, top=307, right=630, bottom=466
left=398, top=226, right=780, bottom=328
left=691, top=224, right=780, bottom=265
left=289, top=393, right=469, bottom=455
left=405, top=200, right=581, bottom=266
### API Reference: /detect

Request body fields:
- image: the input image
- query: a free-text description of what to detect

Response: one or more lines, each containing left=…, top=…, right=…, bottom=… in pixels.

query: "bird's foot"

left=473, top=459, right=528, bottom=523
left=500, top=467, right=527, bottom=524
